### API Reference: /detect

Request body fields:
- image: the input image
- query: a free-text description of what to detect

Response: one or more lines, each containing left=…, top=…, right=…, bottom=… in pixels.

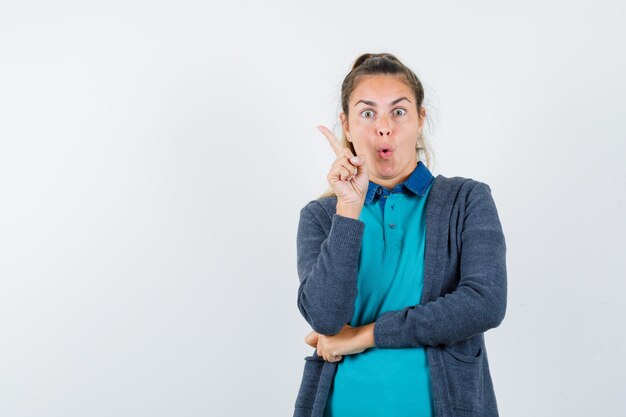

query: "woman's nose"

left=377, top=114, right=391, bottom=136
left=377, top=121, right=391, bottom=136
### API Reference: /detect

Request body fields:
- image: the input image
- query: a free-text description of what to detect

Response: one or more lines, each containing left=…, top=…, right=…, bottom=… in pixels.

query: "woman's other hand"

left=317, top=125, right=368, bottom=215
left=304, top=324, right=375, bottom=362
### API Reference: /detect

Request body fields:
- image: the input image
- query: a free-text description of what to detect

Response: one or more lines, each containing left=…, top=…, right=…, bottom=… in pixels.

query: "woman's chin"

left=375, top=164, right=398, bottom=178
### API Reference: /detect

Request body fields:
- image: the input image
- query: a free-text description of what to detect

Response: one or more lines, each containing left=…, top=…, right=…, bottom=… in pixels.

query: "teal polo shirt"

left=324, top=160, right=435, bottom=417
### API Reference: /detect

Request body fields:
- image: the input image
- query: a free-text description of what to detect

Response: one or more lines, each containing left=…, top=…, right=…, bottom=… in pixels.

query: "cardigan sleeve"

left=296, top=201, right=365, bottom=335
left=373, top=182, right=507, bottom=348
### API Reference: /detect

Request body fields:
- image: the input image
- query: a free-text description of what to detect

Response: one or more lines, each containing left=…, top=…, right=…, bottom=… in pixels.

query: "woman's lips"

left=377, top=150, right=393, bottom=159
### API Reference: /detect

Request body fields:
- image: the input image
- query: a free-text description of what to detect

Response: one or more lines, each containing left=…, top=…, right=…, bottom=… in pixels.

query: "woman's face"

left=340, top=74, right=425, bottom=187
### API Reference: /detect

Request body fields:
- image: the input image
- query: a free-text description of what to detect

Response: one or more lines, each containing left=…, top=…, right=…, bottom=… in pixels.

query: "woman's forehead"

left=351, top=75, right=413, bottom=105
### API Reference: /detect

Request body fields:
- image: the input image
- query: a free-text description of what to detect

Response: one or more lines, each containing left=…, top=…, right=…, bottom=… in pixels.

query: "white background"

left=1, top=1, right=625, bottom=416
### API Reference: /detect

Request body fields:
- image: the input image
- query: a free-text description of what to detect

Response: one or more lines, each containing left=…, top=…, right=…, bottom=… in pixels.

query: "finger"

left=339, top=160, right=358, bottom=177
left=328, top=354, right=342, bottom=362
left=328, top=161, right=352, bottom=182
left=341, top=157, right=359, bottom=181
left=305, top=333, right=318, bottom=348
left=343, top=149, right=366, bottom=175
left=342, top=147, right=355, bottom=159
left=349, top=155, right=364, bottom=167
left=338, top=162, right=357, bottom=181
left=351, top=155, right=367, bottom=175
left=317, top=125, right=344, bottom=157
left=336, top=164, right=352, bottom=181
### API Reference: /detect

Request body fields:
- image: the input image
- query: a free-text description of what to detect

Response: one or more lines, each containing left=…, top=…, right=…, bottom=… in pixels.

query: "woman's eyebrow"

left=354, top=97, right=411, bottom=107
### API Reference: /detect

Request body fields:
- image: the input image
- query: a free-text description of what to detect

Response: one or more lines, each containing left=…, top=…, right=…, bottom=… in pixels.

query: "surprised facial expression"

left=341, top=74, right=424, bottom=185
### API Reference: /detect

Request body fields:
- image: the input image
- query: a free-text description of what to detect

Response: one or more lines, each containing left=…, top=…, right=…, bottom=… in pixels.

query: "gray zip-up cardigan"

left=293, top=174, right=507, bottom=417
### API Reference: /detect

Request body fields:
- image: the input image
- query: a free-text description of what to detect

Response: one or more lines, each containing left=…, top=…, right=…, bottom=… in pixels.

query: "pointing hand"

left=317, top=125, right=369, bottom=207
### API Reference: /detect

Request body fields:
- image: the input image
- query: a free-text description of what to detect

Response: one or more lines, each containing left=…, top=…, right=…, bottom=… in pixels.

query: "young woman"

left=294, top=53, right=507, bottom=417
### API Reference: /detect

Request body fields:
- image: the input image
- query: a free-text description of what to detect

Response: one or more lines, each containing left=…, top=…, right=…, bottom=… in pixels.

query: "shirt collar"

left=364, top=160, right=434, bottom=204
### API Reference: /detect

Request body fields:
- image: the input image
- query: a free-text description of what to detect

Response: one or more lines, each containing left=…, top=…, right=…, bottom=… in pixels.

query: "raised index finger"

left=316, top=125, right=344, bottom=157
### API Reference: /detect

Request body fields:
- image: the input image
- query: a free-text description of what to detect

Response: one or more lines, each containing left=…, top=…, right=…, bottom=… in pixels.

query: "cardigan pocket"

left=442, top=345, right=484, bottom=413
left=294, top=353, right=325, bottom=413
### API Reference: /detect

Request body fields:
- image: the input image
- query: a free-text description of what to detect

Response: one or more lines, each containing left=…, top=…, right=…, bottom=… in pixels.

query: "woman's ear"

left=418, top=107, right=426, bottom=131
left=339, top=112, right=350, bottom=139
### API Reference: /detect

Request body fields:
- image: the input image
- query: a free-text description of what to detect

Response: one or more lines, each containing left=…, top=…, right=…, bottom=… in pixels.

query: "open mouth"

left=377, top=149, right=393, bottom=159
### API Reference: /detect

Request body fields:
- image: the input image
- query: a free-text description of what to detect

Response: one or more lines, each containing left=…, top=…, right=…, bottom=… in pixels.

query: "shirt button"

left=376, top=188, right=382, bottom=195
left=389, top=223, right=396, bottom=229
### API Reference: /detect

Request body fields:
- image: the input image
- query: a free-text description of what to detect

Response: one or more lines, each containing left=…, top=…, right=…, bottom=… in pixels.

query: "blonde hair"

left=317, top=52, right=435, bottom=199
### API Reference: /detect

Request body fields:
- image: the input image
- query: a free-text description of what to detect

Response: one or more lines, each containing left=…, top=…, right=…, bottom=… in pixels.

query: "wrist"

left=336, top=203, right=362, bottom=219
left=358, top=323, right=376, bottom=349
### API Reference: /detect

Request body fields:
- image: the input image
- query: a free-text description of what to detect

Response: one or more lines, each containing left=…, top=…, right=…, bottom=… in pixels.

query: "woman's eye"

left=361, top=110, right=374, bottom=118
left=393, top=108, right=407, bottom=116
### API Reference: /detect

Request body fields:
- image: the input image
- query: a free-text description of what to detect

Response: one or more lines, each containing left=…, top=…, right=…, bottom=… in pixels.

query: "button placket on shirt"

left=382, top=192, right=402, bottom=248
left=386, top=196, right=397, bottom=231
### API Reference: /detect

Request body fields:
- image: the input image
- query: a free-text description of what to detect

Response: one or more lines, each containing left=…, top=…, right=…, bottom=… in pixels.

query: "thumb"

left=350, top=155, right=367, bottom=172
left=304, top=331, right=319, bottom=347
